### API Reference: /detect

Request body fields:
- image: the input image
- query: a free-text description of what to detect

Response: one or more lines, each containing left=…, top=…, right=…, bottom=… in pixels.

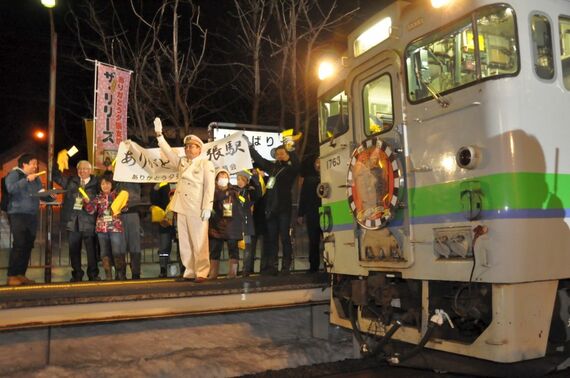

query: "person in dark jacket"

left=208, top=168, right=244, bottom=279
left=150, top=182, right=175, bottom=278
left=54, top=160, right=100, bottom=281
left=5, top=153, right=44, bottom=286
left=248, top=142, right=300, bottom=275
left=235, top=170, right=261, bottom=277
left=115, top=182, right=143, bottom=279
left=250, top=168, right=267, bottom=273
left=297, top=157, right=322, bottom=272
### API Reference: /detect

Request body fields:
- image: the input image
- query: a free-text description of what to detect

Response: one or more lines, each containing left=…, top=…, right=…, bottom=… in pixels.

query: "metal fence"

left=0, top=203, right=311, bottom=282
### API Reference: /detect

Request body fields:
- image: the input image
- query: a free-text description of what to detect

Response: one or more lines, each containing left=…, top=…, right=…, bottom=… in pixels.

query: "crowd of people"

left=3, top=119, right=323, bottom=286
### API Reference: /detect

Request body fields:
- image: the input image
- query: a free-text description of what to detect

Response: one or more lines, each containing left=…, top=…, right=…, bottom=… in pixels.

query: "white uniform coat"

left=158, top=136, right=215, bottom=279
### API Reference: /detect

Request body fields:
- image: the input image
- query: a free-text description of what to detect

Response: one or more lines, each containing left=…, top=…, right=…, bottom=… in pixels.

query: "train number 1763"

left=326, top=155, right=341, bottom=169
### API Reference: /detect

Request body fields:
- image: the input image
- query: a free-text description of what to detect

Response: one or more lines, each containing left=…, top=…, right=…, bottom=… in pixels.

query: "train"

left=317, top=0, right=570, bottom=374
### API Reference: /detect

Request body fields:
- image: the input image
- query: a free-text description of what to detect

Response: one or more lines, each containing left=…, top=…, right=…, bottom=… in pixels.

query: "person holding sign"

left=154, top=117, right=215, bottom=282
left=54, top=160, right=100, bottom=281
left=247, top=138, right=300, bottom=275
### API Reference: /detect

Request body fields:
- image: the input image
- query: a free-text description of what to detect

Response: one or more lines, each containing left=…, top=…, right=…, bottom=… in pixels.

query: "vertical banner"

left=93, top=61, right=132, bottom=170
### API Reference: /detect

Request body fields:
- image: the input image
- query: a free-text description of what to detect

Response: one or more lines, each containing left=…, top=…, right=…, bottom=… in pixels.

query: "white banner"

left=114, top=131, right=252, bottom=183
left=212, top=128, right=281, bottom=161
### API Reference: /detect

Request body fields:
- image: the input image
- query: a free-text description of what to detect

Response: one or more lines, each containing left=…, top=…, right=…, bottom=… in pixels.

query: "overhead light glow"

left=354, top=17, right=391, bottom=57
left=318, top=60, right=335, bottom=81
left=34, top=130, right=46, bottom=140
left=431, top=0, right=452, bottom=8
left=41, top=0, right=57, bottom=8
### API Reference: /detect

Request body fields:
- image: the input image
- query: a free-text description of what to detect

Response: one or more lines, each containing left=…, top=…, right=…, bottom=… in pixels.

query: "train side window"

left=363, top=74, right=393, bottom=136
left=405, top=5, right=519, bottom=104
left=319, top=89, right=348, bottom=143
left=559, top=16, right=570, bottom=90
left=531, top=14, right=555, bottom=80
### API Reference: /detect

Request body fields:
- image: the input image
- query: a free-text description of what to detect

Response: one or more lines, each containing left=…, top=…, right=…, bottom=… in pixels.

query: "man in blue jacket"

left=5, top=153, right=43, bottom=286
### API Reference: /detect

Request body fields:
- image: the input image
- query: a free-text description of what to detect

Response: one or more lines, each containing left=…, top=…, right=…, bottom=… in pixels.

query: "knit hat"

left=183, top=134, right=204, bottom=148
left=235, top=170, right=252, bottom=180
left=215, top=167, right=230, bottom=178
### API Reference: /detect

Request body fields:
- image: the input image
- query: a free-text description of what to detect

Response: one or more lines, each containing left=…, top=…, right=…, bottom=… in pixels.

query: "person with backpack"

left=5, top=153, right=44, bottom=286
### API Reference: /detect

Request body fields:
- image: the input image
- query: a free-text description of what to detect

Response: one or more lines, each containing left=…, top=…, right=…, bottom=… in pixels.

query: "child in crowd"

left=208, top=168, right=244, bottom=279
left=235, top=170, right=261, bottom=277
left=84, top=171, right=127, bottom=280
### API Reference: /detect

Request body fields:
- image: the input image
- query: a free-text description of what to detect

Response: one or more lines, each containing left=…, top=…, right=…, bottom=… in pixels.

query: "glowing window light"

left=431, top=0, right=451, bottom=8
left=354, top=17, right=392, bottom=57
left=318, top=60, right=335, bottom=80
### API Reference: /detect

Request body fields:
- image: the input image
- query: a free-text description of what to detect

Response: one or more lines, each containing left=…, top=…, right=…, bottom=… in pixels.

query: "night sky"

left=0, top=0, right=393, bottom=160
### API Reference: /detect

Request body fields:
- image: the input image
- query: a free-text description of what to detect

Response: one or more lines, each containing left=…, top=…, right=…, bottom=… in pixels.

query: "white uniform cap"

left=183, top=134, right=204, bottom=148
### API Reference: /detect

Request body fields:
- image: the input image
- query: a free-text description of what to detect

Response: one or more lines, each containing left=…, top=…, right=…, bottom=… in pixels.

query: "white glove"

left=154, top=117, right=163, bottom=135
left=201, top=209, right=211, bottom=221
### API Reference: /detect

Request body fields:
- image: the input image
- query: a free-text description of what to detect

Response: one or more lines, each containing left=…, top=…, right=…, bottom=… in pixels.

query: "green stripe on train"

left=409, top=172, right=569, bottom=217
left=323, top=172, right=569, bottom=222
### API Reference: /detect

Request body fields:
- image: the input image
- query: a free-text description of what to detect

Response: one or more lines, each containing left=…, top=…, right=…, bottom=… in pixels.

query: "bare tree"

left=68, top=0, right=213, bottom=143
left=231, top=0, right=272, bottom=125
left=268, top=0, right=356, bottom=157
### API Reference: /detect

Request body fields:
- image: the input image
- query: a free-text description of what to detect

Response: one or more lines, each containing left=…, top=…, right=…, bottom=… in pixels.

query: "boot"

left=130, top=253, right=142, bottom=279
left=114, top=254, right=127, bottom=280
left=208, top=260, right=220, bottom=280
left=227, top=259, right=239, bottom=279
left=102, top=256, right=114, bottom=280
left=159, top=256, right=169, bottom=278
left=242, top=248, right=254, bottom=277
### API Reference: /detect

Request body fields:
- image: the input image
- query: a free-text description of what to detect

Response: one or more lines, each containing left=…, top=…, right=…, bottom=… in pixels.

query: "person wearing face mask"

left=246, top=138, right=300, bottom=275
left=154, top=117, right=215, bottom=282
left=208, top=169, right=244, bottom=279
left=54, top=159, right=100, bottom=282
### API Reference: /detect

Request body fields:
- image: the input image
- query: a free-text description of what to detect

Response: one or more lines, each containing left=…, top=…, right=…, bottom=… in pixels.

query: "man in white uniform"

left=154, top=117, right=215, bottom=282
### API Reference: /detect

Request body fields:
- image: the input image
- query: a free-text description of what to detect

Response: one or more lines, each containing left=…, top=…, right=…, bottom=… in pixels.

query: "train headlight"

left=318, top=60, right=336, bottom=80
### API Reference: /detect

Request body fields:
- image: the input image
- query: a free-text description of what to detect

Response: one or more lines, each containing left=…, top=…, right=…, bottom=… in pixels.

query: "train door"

left=318, top=80, right=368, bottom=277
left=347, top=51, right=412, bottom=272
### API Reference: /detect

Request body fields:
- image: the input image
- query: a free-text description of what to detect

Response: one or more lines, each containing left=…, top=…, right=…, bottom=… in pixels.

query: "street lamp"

left=34, top=130, right=46, bottom=140
left=42, top=0, right=57, bottom=283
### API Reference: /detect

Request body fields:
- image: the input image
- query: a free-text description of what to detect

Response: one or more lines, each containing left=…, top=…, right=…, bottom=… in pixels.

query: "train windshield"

left=406, top=4, right=518, bottom=103
left=319, top=88, right=349, bottom=142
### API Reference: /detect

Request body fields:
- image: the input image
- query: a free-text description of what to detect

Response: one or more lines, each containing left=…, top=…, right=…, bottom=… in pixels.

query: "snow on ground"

left=3, top=307, right=356, bottom=377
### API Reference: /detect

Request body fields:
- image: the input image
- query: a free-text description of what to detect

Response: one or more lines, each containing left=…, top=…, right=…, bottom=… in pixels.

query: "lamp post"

left=42, top=0, right=57, bottom=283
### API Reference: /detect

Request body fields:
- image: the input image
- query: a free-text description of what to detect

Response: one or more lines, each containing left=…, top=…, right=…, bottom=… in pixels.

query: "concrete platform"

left=0, top=272, right=330, bottom=330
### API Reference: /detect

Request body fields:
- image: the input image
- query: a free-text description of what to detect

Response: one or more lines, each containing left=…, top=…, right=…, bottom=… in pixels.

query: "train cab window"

left=531, top=14, right=555, bottom=80
left=406, top=5, right=518, bottom=103
left=319, top=89, right=348, bottom=143
left=559, top=17, right=570, bottom=90
left=363, top=74, right=393, bottom=136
